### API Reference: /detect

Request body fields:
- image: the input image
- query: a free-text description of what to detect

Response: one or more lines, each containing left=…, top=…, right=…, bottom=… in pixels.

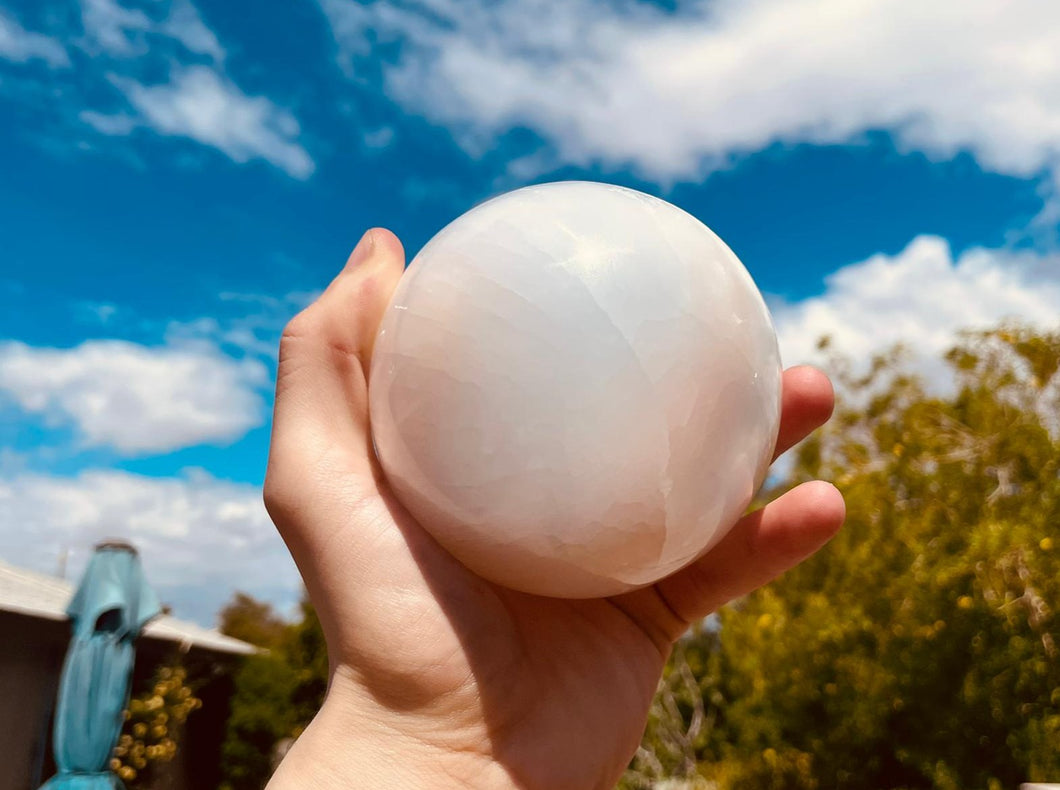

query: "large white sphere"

left=369, top=182, right=781, bottom=598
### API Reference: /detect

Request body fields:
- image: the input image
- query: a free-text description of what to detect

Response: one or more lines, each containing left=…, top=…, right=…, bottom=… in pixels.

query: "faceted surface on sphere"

left=369, top=181, right=782, bottom=598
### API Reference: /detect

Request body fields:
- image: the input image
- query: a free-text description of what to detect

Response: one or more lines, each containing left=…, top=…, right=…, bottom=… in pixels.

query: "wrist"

left=266, top=674, right=518, bottom=790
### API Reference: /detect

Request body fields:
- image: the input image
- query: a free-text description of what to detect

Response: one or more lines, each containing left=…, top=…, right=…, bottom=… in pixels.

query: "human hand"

left=263, top=229, right=845, bottom=790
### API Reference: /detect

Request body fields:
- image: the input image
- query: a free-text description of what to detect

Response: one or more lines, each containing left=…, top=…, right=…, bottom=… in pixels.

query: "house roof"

left=0, top=558, right=256, bottom=656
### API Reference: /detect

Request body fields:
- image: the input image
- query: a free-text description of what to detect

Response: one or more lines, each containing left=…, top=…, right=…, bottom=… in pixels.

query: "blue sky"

left=1, top=0, right=1058, bottom=625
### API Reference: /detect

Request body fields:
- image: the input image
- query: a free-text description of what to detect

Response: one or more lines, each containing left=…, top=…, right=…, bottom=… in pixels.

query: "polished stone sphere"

left=369, top=181, right=781, bottom=598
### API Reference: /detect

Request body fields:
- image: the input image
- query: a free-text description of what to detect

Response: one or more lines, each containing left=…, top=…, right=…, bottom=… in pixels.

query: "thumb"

left=264, top=229, right=405, bottom=536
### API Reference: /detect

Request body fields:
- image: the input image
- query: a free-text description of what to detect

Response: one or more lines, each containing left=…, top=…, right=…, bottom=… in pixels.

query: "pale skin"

left=263, top=229, right=846, bottom=790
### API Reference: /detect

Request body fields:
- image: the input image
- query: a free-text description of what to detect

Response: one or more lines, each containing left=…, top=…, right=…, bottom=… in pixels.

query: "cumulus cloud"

left=0, top=9, right=69, bottom=67
left=0, top=339, right=268, bottom=455
left=0, top=469, right=301, bottom=624
left=774, top=236, right=1060, bottom=377
left=97, top=65, right=314, bottom=179
left=318, top=0, right=1060, bottom=185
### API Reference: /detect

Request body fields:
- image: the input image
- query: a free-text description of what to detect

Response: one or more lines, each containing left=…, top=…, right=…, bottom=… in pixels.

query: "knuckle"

left=276, top=305, right=344, bottom=378
left=281, top=305, right=324, bottom=346
left=262, top=465, right=298, bottom=527
left=261, top=467, right=282, bottom=518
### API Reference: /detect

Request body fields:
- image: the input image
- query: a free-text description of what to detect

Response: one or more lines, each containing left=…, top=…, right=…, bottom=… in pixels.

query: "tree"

left=282, top=598, right=328, bottom=732
left=218, top=653, right=300, bottom=790
left=217, top=593, right=328, bottom=790
left=621, top=628, right=722, bottom=790
left=627, top=325, right=1060, bottom=789
left=218, top=592, right=289, bottom=649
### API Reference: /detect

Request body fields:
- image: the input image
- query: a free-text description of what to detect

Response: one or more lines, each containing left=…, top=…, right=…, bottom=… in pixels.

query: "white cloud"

left=166, top=289, right=315, bottom=357
left=0, top=339, right=268, bottom=455
left=0, top=10, right=69, bottom=67
left=102, top=65, right=314, bottom=179
left=78, top=0, right=151, bottom=56
left=74, top=301, right=120, bottom=325
left=79, top=108, right=138, bottom=135
left=0, top=469, right=301, bottom=624
left=63, top=0, right=310, bottom=178
left=78, top=0, right=222, bottom=61
left=160, top=0, right=224, bottom=62
left=318, top=0, right=1060, bottom=185
left=774, top=236, right=1060, bottom=377
left=363, top=125, right=395, bottom=150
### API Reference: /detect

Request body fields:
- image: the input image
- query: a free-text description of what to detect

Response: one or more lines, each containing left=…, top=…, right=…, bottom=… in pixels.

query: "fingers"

left=616, top=368, right=838, bottom=649
left=773, top=366, right=835, bottom=461
left=265, top=229, right=405, bottom=523
left=652, top=480, right=845, bottom=639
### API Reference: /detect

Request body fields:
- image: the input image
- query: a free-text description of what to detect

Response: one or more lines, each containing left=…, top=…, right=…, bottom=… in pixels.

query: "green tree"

left=218, top=592, right=289, bottom=649
left=282, top=599, right=328, bottom=732
left=218, top=594, right=329, bottom=790
left=218, top=653, right=300, bottom=790
left=628, top=325, right=1060, bottom=789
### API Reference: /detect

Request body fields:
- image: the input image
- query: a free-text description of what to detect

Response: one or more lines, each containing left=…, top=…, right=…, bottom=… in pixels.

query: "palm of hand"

left=265, top=230, right=843, bottom=790
left=282, top=437, right=666, bottom=789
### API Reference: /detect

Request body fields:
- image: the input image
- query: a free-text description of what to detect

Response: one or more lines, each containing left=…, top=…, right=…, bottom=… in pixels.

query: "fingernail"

left=346, top=230, right=374, bottom=269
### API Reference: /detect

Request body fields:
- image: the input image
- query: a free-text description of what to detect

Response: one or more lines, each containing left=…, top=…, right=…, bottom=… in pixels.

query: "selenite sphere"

left=369, top=181, right=782, bottom=598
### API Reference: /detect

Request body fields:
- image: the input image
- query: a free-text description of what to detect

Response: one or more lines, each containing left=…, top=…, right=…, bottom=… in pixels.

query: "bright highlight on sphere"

left=369, top=181, right=782, bottom=598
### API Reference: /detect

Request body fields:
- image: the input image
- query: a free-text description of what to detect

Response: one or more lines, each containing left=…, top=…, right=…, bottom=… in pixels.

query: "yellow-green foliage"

left=628, top=325, right=1060, bottom=789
